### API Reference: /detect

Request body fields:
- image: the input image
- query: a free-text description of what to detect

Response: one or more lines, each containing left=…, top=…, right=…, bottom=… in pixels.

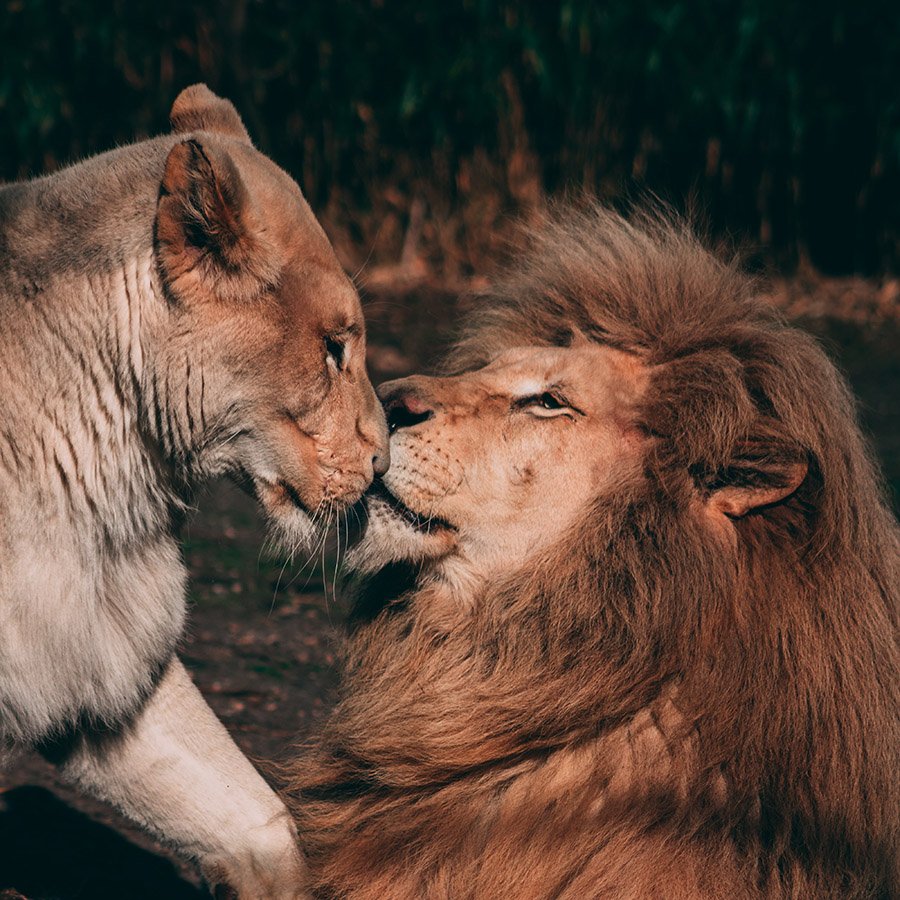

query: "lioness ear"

left=156, top=139, right=281, bottom=303
left=703, top=434, right=809, bottom=519
left=169, top=83, right=251, bottom=144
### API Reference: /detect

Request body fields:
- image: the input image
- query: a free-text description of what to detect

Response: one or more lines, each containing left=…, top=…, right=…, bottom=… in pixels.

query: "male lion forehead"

left=485, top=345, right=569, bottom=372
left=482, top=344, right=642, bottom=388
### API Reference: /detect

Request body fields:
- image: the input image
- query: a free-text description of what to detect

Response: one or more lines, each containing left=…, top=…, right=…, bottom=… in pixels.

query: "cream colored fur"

left=0, top=85, right=387, bottom=897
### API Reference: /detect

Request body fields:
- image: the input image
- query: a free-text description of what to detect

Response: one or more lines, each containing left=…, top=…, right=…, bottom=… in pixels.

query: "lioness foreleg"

left=55, top=657, right=309, bottom=899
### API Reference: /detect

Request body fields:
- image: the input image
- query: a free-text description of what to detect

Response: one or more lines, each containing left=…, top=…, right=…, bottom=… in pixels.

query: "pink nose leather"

left=402, top=393, right=430, bottom=416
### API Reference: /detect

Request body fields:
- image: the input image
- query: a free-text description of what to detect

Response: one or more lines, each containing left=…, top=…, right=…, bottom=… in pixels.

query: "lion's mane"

left=287, top=206, right=899, bottom=899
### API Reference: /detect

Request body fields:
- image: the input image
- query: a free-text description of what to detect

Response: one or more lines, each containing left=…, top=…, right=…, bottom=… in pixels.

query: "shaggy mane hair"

left=286, top=205, right=899, bottom=899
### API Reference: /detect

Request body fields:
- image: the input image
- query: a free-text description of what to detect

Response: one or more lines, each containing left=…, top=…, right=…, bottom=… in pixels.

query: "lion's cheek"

left=385, top=439, right=465, bottom=504
left=264, top=417, right=325, bottom=499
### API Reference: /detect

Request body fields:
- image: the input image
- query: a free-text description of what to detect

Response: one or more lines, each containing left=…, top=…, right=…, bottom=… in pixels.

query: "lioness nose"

left=372, top=447, right=390, bottom=476
left=367, top=391, right=391, bottom=476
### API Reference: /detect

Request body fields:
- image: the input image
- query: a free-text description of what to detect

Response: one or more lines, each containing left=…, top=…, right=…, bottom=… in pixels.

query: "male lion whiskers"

left=286, top=205, right=899, bottom=899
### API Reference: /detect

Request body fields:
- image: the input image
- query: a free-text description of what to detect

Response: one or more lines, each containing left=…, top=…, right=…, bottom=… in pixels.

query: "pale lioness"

left=0, top=85, right=387, bottom=897
left=287, top=208, right=899, bottom=898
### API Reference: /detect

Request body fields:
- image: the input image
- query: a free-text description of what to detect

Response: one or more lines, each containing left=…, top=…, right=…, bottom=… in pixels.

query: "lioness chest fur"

left=0, top=85, right=387, bottom=897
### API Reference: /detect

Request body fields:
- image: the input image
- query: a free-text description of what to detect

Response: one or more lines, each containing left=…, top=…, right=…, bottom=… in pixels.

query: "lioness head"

left=152, top=85, right=388, bottom=545
left=350, top=342, right=648, bottom=581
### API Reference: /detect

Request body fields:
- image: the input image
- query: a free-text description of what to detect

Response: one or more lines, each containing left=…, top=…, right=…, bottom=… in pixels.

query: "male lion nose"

left=379, top=381, right=435, bottom=434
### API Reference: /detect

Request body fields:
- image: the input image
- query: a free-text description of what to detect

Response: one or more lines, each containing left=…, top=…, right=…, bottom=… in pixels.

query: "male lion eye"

left=536, top=392, right=563, bottom=410
left=515, top=391, right=573, bottom=416
left=520, top=392, right=565, bottom=410
left=324, top=336, right=345, bottom=370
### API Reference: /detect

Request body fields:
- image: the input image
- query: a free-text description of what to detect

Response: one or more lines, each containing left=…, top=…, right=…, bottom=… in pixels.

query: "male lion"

left=0, top=85, right=388, bottom=896
left=287, top=207, right=899, bottom=898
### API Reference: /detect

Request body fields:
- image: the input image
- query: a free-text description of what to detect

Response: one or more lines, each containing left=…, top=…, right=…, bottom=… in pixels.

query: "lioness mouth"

left=369, top=482, right=456, bottom=534
left=245, top=472, right=312, bottom=518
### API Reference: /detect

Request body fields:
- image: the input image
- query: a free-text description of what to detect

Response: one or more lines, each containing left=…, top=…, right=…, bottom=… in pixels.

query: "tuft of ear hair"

left=155, top=138, right=282, bottom=304
left=709, top=460, right=808, bottom=518
left=169, top=83, right=251, bottom=144
left=702, top=427, right=810, bottom=519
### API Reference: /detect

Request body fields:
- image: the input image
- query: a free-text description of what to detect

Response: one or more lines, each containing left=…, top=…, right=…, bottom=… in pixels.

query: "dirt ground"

left=1, top=279, right=897, bottom=899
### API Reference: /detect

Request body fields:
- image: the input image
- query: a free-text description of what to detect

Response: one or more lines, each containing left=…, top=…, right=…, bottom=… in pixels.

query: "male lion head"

left=153, top=85, right=388, bottom=546
left=352, top=342, right=648, bottom=586
left=290, top=206, right=899, bottom=899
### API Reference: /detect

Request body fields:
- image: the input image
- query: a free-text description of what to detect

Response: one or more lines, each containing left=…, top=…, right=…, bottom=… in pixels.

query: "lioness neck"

left=1, top=250, right=176, bottom=529
left=0, top=139, right=206, bottom=543
left=0, top=245, right=190, bottom=745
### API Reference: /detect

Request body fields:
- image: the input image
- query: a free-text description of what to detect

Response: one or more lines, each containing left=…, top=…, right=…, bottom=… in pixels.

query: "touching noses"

left=359, top=382, right=391, bottom=477
left=372, top=443, right=390, bottom=477
left=370, top=402, right=391, bottom=477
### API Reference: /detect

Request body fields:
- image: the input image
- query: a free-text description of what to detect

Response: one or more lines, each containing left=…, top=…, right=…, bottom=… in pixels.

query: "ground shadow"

left=0, top=786, right=203, bottom=900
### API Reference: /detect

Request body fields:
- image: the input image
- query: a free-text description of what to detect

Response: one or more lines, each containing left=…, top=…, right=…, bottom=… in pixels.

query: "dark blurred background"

left=1, top=4, right=898, bottom=896
left=2, top=0, right=899, bottom=277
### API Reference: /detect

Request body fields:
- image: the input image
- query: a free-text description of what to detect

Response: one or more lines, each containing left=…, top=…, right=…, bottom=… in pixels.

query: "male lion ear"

left=709, top=461, right=808, bottom=518
left=704, top=436, right=809, bottom=519
left=156, top=139, right=282, bottom=303
left=169, top=83, right=251, bottom=144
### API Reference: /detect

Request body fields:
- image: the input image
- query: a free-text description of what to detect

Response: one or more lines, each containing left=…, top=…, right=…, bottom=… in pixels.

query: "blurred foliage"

left=1, top=0, right=898, bottom=274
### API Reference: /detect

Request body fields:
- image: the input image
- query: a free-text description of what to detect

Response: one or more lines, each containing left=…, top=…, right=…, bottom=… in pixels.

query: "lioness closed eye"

left=287, top=207, right=899, bottom=899
left=0, top=84, right=387, bottom=897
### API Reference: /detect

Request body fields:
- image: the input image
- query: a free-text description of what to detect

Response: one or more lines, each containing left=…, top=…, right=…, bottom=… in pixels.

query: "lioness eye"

left=325, top=336, right=345, bottom=370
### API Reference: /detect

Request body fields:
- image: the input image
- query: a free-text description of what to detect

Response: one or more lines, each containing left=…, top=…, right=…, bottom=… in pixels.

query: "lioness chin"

left=287, top=206, right=899, bottom=899
left=0, top=84, right=388, bottom=897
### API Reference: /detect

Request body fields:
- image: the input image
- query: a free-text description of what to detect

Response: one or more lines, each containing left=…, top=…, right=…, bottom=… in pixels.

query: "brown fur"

left=286, top=205, right=900, bottom=898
